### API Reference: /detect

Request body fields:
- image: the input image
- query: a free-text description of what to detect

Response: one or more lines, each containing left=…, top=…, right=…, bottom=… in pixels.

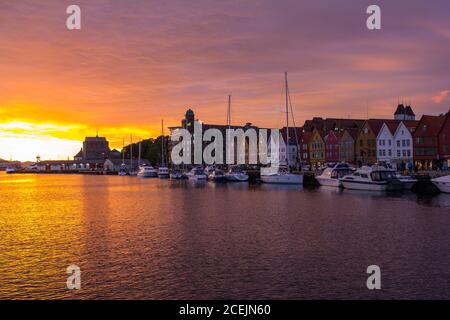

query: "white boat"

left=431, top=175, right=450, bottom=193
left=158, top=120, right=170, bottom=179
left=5, top=167, right=16, bottom=174
left=186, top=167, right=207, bottom=181
left=138, top=165, right=158, bottom=178
left=158, top=167, right=169, bottom=178
left=394, top=174, right=418, bottom=190
left=316, top=163, right=353, bottom=187
left=225, top=166, right=249, bottom=182
left=260, top=171, right=303, bottom=184
left=341, top=166, right=395, bottom=191
left=260, top=72, right=302, bottom=185
left=208, top=169, right=227, bottom=182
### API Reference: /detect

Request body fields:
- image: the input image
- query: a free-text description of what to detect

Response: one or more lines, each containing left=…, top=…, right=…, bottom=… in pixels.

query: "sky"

left=1, top=0, right=450, bottom=161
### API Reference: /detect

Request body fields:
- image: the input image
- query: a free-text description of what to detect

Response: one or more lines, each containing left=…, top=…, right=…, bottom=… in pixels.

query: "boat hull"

left=138, top=171, right=157, bottom=178
left=432, top=179, right=450, bottom=193
left=341, top=180, right=387, bottom=191
left=225, top=174, right=249, bottom=182
left=316, top=176, right=341, bottom=187
left=261, top=174, right=303, bottom=184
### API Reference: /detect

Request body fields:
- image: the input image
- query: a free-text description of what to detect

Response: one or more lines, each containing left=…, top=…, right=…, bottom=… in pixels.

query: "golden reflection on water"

left=1, top=172, right=450, bottom=299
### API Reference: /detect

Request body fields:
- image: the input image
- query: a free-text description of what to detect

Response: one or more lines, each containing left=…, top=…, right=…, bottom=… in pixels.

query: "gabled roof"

left=414, top=114, right=446, bottom=137
left=74, top=149, right=83, bottom=158
left=438, top=110, right=450, bottom=135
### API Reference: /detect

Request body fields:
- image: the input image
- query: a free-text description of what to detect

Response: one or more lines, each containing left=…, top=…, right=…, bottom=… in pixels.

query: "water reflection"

left=0, top=173, right=449, bottom=299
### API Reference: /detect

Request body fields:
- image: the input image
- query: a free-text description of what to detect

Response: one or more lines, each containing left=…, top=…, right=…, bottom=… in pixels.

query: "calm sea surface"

left=0, top=172, right=449, bottom=299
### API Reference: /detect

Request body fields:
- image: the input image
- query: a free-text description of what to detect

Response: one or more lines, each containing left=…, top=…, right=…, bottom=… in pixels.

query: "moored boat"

left=186, top=167, right=207, bottom=181
left=158, top=167, right=169, bottom=178
left=225, top=166, right=249, bottom=182
left=208, top=169, right=227, bottom=182
left=431, top=175, right=450, bottom=193
left=138, top=165, right=158, bottom=178
left=316, top=163, right=353, bottom=187
left=341, top=166, right=395, bottom=191
left=260, top=166, right=303, bottom=184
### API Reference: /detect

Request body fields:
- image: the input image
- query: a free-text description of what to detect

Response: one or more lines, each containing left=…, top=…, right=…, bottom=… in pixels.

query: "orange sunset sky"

left=1, top=0, right=450, bottom=161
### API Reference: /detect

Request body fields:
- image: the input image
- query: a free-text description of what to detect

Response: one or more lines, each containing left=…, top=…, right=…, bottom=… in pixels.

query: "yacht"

left=137, top=165, right=158, bottom=178
left=208, top=169, right=227, bottom=182
left=316, top=163, right=353, bottom=187
left=225, top=166, right=249, bottom=182
left=431, top=175, right=450, bottom=193
left=341, top=166, right=395, bottom=191
left=260, top=72, right=303, bottom=185
left=186, top=167, right=207, bottom=181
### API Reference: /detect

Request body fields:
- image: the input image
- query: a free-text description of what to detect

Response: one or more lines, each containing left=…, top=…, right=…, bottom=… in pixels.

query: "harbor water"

left=0, top=172, right=449, bottom=299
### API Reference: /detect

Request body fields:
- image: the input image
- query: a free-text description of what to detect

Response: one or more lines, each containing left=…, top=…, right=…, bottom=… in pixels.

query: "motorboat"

left=137, top=165, right=157, bottom=178
left=341, top=165, right=395, bottom=191
left=316, top=163, right=353, bottom=187
left=431, top=175, right=450, bottom=193
left=5, top=167, right=16, bottom=174
left=208, top=169, right=227, bottom=182
left=158, top=166, right=170, bottom=178
left=394, top=174, right=418, bottom=190
left=186, top=167, right=207, bottom=181
left=225, top=166, right=249, bottom=182
left=260, top=166, right=303, bottom=184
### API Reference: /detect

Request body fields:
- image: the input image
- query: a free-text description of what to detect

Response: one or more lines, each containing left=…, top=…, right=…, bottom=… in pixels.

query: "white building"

left=376, top=121, right=417, bottom=168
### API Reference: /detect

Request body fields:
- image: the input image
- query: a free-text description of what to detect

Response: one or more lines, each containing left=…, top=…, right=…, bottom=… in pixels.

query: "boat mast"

left=122, top=138, right=125, bottom=165
left=285, top=72, right=290, bottom=172
left=130, top=134, right=133, bottom=171
left=227, top=94, right=231, bottom=167
left=138, top=140, right=141, bottom=168
left=161, top=119, right=165, bottom=166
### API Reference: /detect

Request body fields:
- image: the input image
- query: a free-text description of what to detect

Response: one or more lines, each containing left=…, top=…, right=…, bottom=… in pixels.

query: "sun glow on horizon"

left=0, top=120, right=162, bottom=162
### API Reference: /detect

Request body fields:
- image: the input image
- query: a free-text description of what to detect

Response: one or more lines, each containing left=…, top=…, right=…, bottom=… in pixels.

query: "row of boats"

left=316, top=162, right=450, bottom=193
left=126, top=164, right=251, bottom=182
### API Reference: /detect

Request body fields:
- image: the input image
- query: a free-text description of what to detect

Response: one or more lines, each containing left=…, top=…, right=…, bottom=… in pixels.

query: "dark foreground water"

left=0, top=173, right=449, bottom=299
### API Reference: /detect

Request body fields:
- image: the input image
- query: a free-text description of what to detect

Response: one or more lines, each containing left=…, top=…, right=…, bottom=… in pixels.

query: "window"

left=397, top=140, right=400, bottom=147
left=388, top=140, right=391, bottom=146
left=406, top=140, right=410, bottom=147
left=402, top=140, right=406, bottom=147
left=361, top=174, right=369, bottom=179
left=388, top=150, right=392, bottom=157
left=397, top=150, right=401, bottom=157
left=422, top=125, right=427, bottom=132
left=407, top=150, right=411, bottom=157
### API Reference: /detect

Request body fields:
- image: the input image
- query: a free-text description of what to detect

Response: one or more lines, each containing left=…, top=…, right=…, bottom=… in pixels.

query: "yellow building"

left=309, top=129, right=325, bottom=167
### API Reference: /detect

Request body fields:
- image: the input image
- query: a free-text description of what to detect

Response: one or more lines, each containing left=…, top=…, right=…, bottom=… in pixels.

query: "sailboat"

left=118, top=138, right=127, bottom=176
left=137, top=139, right=157, bottom=178
left=260, top=72, right=303, bottom=184
left=128, top=134, right=138, bottom=176
left=158, top=120, right=169, bottom=178
left=223, top=94, right=249, bottom=182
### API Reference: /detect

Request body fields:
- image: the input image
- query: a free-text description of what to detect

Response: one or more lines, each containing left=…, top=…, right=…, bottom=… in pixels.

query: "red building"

left=438, top=110, right=450, bottom=169
left=413, top=114, right=446, bottom=170
left=324, top=130, right=340, bottom=162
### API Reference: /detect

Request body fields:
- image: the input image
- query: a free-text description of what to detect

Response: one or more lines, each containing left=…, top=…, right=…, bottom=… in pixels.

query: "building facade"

left=438, top=111, right=450, bottom=169
left=309, top=129, right=325, bottom=167
left=413, top=115, right=446, bottom=170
